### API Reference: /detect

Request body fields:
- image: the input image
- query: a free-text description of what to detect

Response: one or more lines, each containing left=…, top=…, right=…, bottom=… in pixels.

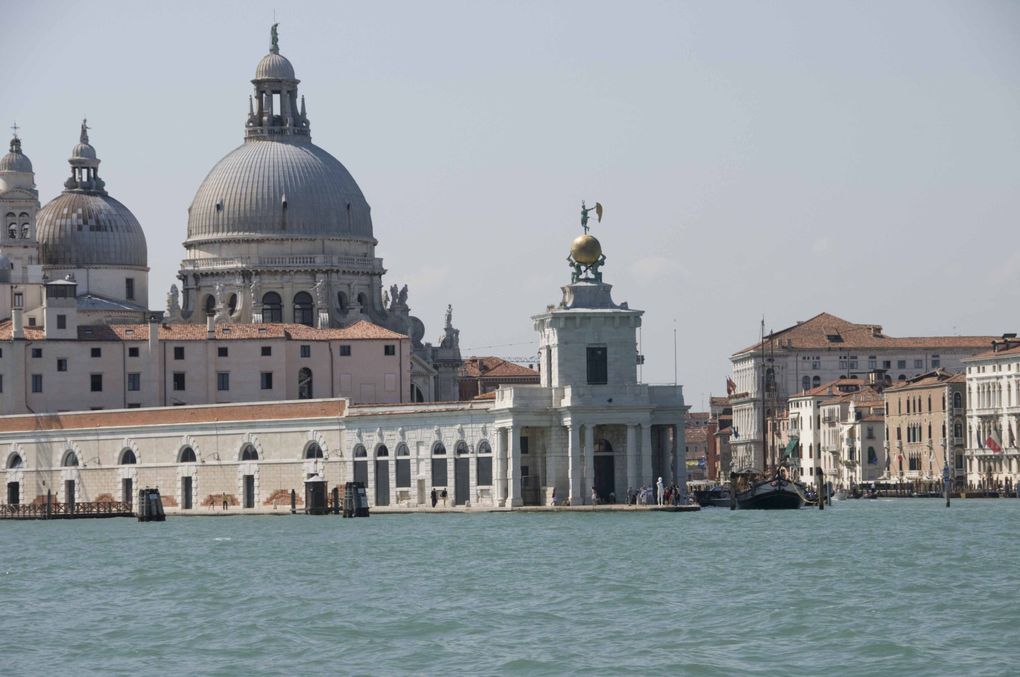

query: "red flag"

left=986, top=429, right=1003, bottom=453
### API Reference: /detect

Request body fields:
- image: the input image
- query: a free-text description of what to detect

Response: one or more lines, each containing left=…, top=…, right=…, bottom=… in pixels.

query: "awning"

left=782, top=436, right=800, bottom=459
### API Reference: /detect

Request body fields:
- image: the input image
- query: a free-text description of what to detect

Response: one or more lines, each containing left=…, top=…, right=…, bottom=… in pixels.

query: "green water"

left=1, top=499, right=1017, bottom=675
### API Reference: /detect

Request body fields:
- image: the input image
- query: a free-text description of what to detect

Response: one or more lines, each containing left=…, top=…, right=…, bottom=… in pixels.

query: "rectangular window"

left=90, top=374, right=103, bottom=392
left=125, top=277, right=135, bottom=300
left=868, top=357, right=877, bottom=369
left=218, top=346, right=228, bottom=357
left=56, top=314, right=67, bottom=330
left=13, top=292, right=23, bottom=308
left=431, top=458, right=448, bottom=487
left=217, top=372, right=230, bottom=391
left=260, top=372, right=273, bottom=390
left=520, top=436, right=530, bottom=455
left=57, top=358, right=68, bottom=372
left=932, top=355, right=941, bottom=368
left=173, top=372, right=186, bottom=391
left=31, top=374, right=42, bottom=393
left=914, top=359, right=923, bottom=369
left=897, top=360, right=906, bottom=369
left=127, top=403, right=141, bottom=409
left=31, top=348, right=42, bottom=359
left=91, top=347, right=101, bottom=358
left=128, top=346, right=139, bottom=357
left=300, top=344, right=311, bottom=358
left=0, top=374, right=3, bottom=392
left=883, top=360, right=891, bottom=369
left=395, top=457, right=411, bottom=488
left=339, top=345, right=351, bottom=357
left=384, top=344, right=396, bottom=356
left=127, top=372, right=141, bottom=391
left=476, top=456, right=493, bottom=485
left=174, top=346, right=185, bottom=360
left=586, top=346, right=608, bottom=385
left=261, top=346, right=272, bottom=357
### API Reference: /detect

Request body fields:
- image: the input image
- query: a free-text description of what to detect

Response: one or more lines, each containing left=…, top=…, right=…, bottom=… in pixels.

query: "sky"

left=2, top=0, right=1018, bottom=409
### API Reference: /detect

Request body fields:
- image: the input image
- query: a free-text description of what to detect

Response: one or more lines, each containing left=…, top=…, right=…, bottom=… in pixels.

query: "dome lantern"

left=247, top=24, right=309, bottom=141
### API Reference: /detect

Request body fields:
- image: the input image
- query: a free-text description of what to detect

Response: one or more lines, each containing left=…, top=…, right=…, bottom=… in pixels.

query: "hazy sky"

left=3, top=0, right=1018, bottom=408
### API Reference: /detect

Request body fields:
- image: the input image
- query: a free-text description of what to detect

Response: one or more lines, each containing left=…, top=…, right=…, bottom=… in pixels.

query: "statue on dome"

left=166, top=284, right=182, bottom=321
left=271, top=23, right=279, bottom=52
left=580, top=200, right=603, bottom=234
left=398, top=284, right=408, bottom=306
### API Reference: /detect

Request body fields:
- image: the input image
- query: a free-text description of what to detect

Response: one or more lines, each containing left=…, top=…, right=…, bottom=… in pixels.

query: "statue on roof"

left=580, top=200, right=603, bottom=234
left=80, top=118, right=90, bottom=144
left=271, top=23, right=279, bottom=52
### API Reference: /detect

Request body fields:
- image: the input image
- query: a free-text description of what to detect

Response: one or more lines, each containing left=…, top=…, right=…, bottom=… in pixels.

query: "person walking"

left=430, top=488, right=438, bottom=508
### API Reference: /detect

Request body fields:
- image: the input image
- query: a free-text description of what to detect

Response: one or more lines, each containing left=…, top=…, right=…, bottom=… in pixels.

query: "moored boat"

left=734, top=469, right=806, bottom=510
left=694, top=485, right=733, bottom=508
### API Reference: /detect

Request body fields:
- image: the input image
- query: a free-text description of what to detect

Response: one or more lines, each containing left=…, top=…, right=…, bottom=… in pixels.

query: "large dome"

left=186, top=139, right=373, bottom=243
left=37, top=191, right=148, bottom=267
left=255, top=52, right=296, bottom=80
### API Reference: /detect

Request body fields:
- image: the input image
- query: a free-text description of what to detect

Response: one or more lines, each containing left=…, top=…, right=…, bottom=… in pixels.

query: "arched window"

left=240, top=445, right=258, bottom=461
left=395, top=443, right=411, bottom=488
left=353, top=445, right=367, bottom=458
left=179, top=447, right=197, bottom=463
left=62, top=451, right=79, bottom=467
left=203, top=294, right=216, bottom=316
left=357, top=292, right=369, bottom=309
left=802, top=376, right=810, bottom=392
left=298, top=367, right=313, bottom=399
left=376, top=445, right=389, bottom=458
left=120, top=449, right=137, bottom=465
left=228, top=294, right=237, bottom=315
left=954, top=422, right=963, bottom=438
left=953, top=392, right=962, bottom=408
left=21, top=224, right=29, bottom=239
left=304, top=443, right=323, bottom=459
left=7, top=453, right=23, bottom=469
left=337, top=292, right=348, bottom=315
left=595, top=439, right=613, bottom=453
left=455, top=441, right=468, bottom=456
left=433, top=442, right=446, bottom=456
left=812, top=376, right=821, bottom=388
left=8, top=224, right=16, bottom=239
left=898, top=374, right=906, bottom=381
left=293, top=291, right=314, bottom=326
left=262, top=292, right=282, bottom=323
left=867, top=447, right=877, bottom=464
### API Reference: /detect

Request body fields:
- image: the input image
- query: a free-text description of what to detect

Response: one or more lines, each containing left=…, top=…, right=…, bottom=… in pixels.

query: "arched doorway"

left=239, top=444, right=258, bottom=508
left=431, top=442, right=447, bottom=492
left=120, top=449, right=137, bottom=507
left=262, top=292, right=282, bottom=323
left=594, top=438, right=615, bottom=503
left=62, top=450, right=78, bottom=511
left=375, top=445, right=390, bottom=506
left=293, top=291, right=314, bottom=326
left=6, top=452, right=23, bottom=505
left=454, top=441, right=470, bottom=505
left=298, top=367, right=313, bottom=399
left=353, top=445, right=368, bottom=486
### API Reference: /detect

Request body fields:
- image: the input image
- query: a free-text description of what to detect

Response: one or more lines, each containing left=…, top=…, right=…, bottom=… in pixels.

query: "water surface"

left=1, top=499, right=1017, bottom=675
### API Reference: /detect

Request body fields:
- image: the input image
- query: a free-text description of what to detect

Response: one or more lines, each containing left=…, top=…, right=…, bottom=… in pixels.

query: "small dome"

left=70, top=142, right=97, bottom=162
left=0, top=137, right=33, bottom=173
left=256, top=52, right=296, bottom=80
left=36, top=192, right=147, bottom=268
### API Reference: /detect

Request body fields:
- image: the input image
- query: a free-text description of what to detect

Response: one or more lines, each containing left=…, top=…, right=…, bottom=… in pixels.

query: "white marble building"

left=963, top=338, right=1020, bottom=489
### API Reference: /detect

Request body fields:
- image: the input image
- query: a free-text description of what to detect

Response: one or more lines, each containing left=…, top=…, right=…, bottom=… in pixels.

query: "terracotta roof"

left=964, top=342, right=1020, bottom=361
left=885, top=369, right=965, bottom=391
left=460, top=356, right=540, bottom=380
left=733, top=312, right=995, bottom=356
left=685, top=427, right=708, bottom=444
left=791, top=377, right=869, bottom=399
left=0, top=319, right=406, bottom=342
left=0, top=399, right=346, bottom=434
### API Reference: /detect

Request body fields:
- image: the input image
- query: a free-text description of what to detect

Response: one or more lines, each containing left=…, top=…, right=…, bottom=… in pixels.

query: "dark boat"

left=735, top=472, right=806, bottom=510
left=694, top=486, right=733, bottom=508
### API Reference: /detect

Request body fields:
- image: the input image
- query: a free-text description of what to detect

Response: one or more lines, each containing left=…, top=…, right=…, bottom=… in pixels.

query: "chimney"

left=11, top=307, right=24, bottom=340
left=206, top=313, right=215, bottom=339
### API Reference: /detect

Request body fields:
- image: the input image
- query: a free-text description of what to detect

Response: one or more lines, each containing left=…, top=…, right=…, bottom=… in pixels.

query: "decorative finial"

left=10, top=121, right=20, bottom=140
left=569, top=201, right=607, bottom=283
left=80, top=118, right=90, bottom=144
left=270, top=23, right=279, bottom=53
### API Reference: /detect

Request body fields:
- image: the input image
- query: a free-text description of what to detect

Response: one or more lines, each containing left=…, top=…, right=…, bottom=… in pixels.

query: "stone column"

left=495, top=427, right=508, bottom=507
left=641, top=423, right=654, bottom=485
left=508, top=424, right=522, bottom=507
left=674, top=422, right=688, bottom=499
left=366, top=451, right=376, bottom=507
left=582, top=424, right=594, bottom=504
left=567, top=424, right=581, bottom=505
left=626, top=424, right=638, bottom=494
left=545, top=429, right=557, bottom=505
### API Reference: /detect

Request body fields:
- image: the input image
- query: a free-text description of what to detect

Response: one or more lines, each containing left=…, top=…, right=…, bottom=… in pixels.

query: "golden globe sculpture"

left=570, top=233, right=602, bottom=265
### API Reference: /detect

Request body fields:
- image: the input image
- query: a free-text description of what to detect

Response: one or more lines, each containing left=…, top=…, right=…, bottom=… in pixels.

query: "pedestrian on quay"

left=591, top=486, right=598, bottom=506
left=656, top=476, right=665, bottom=505
left=440, top=488, right=448, bottom=507
left=430, top=488, right=437, bottom=508
left=222, top=493, right=228, bottom=511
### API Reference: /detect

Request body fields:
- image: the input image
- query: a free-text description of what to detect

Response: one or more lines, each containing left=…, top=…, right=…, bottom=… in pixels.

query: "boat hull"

left=736, top=478, right=805, bottom=510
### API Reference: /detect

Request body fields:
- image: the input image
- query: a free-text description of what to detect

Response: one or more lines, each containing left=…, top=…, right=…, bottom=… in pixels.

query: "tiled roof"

left=964, top=342, right=1020, bottom=361
left=733, top=312, right=995, bottom=356
left=685, top=427, right=708, bottom=444
left=885, top=369, right=965, bottom=391
left=791, top=377, right=869, bottom=399
left=460, top=356, right=540, bottom=379
left=0, top=319, right=405, bottom=342
left=0, top=399, right=346, bottom=434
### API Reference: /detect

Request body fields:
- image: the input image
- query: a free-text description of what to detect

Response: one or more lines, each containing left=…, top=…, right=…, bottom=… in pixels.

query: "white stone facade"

left=963, top=342, right=1020, bottom=490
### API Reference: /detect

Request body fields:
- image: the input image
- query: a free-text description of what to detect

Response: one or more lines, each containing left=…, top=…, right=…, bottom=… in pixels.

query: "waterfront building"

left=883, top=370, right=966, bottom=489
left=729, top=312, right=995, bottom=471
left=710, top=395, right=731, bottom=481
left=458, top=357, right=540, bottom=401
left=684, top=413, right=710, bottom=480
left=963, top=337, right=1020, bottom=491
left=0, top=226, right=689, bottom=511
